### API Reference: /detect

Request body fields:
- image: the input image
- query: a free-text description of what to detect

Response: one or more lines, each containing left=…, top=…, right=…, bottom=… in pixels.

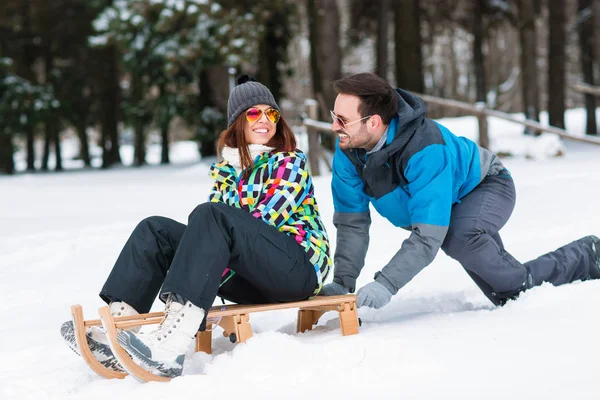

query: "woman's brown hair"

left=216, top=111, right=297, bottom=171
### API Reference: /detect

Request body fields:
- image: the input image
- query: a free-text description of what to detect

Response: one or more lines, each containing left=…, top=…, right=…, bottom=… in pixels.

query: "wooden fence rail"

left=302, top=94, right=600, bottom=176
left=571, top=82, right=600, bottom=97
left=415, top=93, right=600, bottom=146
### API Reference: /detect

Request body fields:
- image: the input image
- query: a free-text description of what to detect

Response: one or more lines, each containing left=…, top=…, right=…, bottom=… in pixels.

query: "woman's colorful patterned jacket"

left=208, top=149, right=331, bottom=296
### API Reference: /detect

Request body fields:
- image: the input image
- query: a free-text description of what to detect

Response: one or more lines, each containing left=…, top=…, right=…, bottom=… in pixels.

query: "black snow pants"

left=99, top=202, right=317, bottom=313
left=441, top=170, right=595, bottom=305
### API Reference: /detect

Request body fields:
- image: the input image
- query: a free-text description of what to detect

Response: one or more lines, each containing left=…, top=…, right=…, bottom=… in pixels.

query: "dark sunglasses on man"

left=329, top=110, right=372, bottom=129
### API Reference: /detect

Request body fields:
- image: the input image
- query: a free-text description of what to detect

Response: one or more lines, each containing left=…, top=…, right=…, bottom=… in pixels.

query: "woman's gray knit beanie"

left=227, top=75, right=280, bottom=127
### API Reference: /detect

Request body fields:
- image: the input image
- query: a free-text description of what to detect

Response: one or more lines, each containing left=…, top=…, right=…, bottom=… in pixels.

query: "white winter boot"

left=117, top=296, right=205, bottom=378
left=61, top=301, right=138, bottom=371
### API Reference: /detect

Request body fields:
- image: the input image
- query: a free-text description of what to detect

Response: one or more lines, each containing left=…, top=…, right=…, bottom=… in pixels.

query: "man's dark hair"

left=333, top=72, right=399, bottom=124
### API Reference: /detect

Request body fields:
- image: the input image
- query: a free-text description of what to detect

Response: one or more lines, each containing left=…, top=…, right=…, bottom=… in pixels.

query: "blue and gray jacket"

left=331, top=89, right=505, bottom=294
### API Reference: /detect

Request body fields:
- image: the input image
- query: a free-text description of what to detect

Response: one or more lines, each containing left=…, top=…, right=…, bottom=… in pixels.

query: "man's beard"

left=336, top=125, right=368, bottom=150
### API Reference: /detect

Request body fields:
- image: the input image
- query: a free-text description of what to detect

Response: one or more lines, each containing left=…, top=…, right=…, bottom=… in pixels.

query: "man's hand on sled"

left=356, top=281, right=392, bottom=309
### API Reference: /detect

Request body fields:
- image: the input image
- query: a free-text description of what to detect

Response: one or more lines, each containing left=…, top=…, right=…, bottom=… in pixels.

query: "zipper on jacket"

left=355, top=149, right=367, bottom=168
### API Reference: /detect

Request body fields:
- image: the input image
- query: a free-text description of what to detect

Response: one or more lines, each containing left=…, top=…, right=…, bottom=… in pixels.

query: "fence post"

left=475, top=102, right=489, bottom=150
left=304, top=99, right=321, bottom=176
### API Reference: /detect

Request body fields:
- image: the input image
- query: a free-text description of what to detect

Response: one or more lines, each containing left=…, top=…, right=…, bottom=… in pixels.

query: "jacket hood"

left=366, top=89, right=427, bottom=166
left=395, top=88, right=426, bottom=131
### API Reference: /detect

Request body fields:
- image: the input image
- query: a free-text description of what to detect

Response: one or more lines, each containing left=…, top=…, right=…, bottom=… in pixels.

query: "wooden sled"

left=72, top=294, right=358, bottom=382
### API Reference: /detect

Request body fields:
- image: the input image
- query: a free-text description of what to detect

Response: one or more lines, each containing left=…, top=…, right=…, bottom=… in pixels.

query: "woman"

left=61, top=76, right=332, bottom=378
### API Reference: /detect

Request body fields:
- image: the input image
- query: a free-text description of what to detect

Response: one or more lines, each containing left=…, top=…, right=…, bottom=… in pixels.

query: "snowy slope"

left=1, top=112, right=600, bottom=400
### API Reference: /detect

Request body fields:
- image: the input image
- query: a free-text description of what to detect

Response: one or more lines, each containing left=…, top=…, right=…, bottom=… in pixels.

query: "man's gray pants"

left=441, top=171, right=593, bottom=305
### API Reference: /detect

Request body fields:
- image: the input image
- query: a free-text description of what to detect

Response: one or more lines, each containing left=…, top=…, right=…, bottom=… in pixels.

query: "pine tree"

left=90, top=0, right=261, bottom=164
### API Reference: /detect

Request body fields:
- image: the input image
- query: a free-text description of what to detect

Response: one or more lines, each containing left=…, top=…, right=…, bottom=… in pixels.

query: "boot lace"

left=152, top=298, right=186, bottom=342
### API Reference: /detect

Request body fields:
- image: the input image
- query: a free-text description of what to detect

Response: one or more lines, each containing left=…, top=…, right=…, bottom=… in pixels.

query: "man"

left=320, top=72, right=600, bottom=308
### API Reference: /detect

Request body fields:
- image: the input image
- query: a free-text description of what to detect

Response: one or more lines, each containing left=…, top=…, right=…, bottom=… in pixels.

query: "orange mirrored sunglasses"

left=245, top=107, right=281, bottom=124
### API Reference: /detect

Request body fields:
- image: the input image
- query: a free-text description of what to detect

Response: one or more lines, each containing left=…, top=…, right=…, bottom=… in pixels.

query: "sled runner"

left=70, top=294, right=359, bottom=382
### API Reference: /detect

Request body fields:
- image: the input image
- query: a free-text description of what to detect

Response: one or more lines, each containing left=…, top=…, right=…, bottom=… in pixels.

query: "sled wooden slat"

left=83, top=312, right=164, bottom=328
left=70, top=305, right=127, bottom=380
left=206, top=295, right=356, bottom=317
left=98, top=306, right=171, bottom=383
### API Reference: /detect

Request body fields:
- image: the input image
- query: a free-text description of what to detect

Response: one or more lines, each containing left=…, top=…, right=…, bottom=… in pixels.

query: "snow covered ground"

left=1, top=110, right=600, bottom=399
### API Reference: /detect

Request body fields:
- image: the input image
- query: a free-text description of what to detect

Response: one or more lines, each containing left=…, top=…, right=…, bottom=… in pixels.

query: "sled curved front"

left=70, top=305, right=127, bottom=379
left=98, top=306, right=171, bottom=383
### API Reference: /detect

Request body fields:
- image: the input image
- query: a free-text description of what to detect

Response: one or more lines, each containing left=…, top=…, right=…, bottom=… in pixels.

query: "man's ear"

left=370, top=114, right=383, bottom=130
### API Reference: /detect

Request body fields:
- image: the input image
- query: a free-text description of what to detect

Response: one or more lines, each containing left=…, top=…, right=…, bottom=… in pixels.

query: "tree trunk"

left=518, top=0, right=541, bottom=134
left=53, top=122, right=62, bottom=171
left=15, top=0, right=36, bottom=171
left=108, top=46, right=122, bottom=165
left=548, top=0, right=566, bottom=129
left=43, top=48, right=62, bottom=171
left=307, top=0, right=325, bottom=115
left=595, top=0, right=600, bottom=74
left=473, top=0, right=487, bottom=104
left=156, top=83, right=170, bottom=165
left=75, top=117, right=91, bottom=167
left=395, top=0, right=424, bottom=92
left=100, top=45, right=122, bottom=168
left=316, top=0, right=342, bottom=151
left=307, top=0, right=323, bottom=107
left=0, top=32, right=13, bottom=174
left=0, top=134, right=14, bottom=174
left=307, top=0, right=341, bottom=151
left=317, top=0, right=342, bottom=112
left=26, top=126, right=35, bottom=171
left=257, top=11, right=283, bottom=102
left=376, top=0, right=390, bottom=79
left=307, top=0, right=327, bottom=155
left=450, top=26, right=459, bottom=97
left=472, top=0, right=489, bottom=150
left=41, top=129, right=50, bottom=171
left=161, top=120, right=170, bottom=164
left=42, top=36, right=52, bottom=172
left=578, top=0, right=597, bottom=134
left=101, top=120, right=109, bottom=168
left=42, top=122, right=62, bottom=171
left=131, top=74, right=146, bottom=167
left=198, top=69, right=217, bottom=158
left=134, top=121, right=145, bottom=167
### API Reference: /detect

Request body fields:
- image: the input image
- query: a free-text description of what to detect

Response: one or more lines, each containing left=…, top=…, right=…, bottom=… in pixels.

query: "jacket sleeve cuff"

left=333, top=276, right=356, bottom=293
left=374, top=271, right=398, bottom=295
